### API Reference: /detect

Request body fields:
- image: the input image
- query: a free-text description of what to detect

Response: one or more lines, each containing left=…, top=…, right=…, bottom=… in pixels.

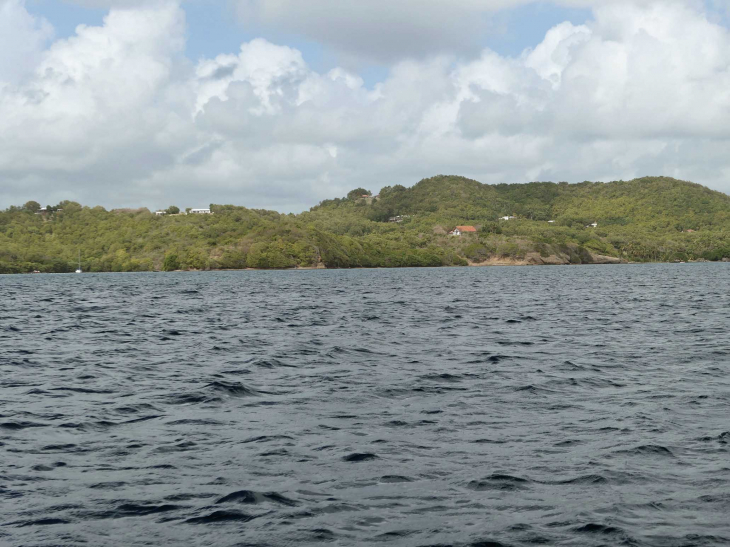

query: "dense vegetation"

left=1, top=176, right=729, bottom=273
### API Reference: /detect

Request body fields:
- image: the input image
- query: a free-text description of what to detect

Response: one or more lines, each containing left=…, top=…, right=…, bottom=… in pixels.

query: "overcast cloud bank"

left=1, top=0, right=729, bottom=212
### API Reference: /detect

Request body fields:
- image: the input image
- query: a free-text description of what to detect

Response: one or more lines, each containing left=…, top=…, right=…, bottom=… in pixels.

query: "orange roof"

left=456, top=226, right=477, bottom=232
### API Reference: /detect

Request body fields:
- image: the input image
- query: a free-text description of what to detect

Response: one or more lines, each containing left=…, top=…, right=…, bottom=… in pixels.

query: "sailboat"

left=75, top=249, right=82, bottom=274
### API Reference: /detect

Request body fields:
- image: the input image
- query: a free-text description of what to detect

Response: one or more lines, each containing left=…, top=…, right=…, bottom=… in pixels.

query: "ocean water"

left=1, top=264, right=729, bottom=547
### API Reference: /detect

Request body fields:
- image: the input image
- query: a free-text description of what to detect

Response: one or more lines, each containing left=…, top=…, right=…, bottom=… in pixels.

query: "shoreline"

left=8, top=259, right=727, bottom=275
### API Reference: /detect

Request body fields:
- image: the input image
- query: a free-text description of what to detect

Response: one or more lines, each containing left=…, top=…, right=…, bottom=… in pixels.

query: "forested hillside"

left=1, top=176, right=729, bottom=273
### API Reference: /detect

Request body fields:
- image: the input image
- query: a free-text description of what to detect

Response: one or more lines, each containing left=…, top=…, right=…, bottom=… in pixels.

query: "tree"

left=23, top=201, right=41, bottom=213
left=166, top=205, right=180, bottom=215
left=347, top=188, right=371, bottom=200
left=163, top=253, right=181, bottom=271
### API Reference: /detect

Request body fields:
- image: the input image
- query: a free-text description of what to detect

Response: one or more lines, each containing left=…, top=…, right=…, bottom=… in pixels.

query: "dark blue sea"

left=2, top=264, right=729, bottom=546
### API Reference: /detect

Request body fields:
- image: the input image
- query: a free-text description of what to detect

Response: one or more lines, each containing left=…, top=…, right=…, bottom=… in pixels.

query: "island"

left=1, top=175, right=729, bottom=273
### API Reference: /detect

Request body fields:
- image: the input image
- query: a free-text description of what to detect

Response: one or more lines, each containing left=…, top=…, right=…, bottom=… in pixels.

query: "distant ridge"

left=2, top=176, right=729, bottom=273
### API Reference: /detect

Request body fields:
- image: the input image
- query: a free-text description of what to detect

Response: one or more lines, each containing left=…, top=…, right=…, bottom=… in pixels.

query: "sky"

left=1, top=0, right=730, bottom=212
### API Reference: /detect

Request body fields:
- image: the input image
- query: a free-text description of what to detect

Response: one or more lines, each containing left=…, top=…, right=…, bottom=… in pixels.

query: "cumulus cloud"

left=1, top=0, right=730, bottom=212
left=0, top=0, right=53, bottom=84
left=233, top=0, right=696, bottom=62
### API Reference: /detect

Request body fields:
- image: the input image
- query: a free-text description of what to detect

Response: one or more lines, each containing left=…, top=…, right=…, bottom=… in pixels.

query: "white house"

left=589, top=222, right=598, bottom=228
left=190, top=208, right=212, bottom=214
left=155, top=210, right=166, bottom=216
left=449, top=225, right=477, bottom=236
left=548, top=220, right=555, bottom=223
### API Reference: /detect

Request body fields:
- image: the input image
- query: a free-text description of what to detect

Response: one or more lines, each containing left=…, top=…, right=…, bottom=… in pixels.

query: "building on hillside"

left=449, top=225, right=477, bottom=236
left=587, top=222, right=598, bottom=228
left=548, top=220, right=555, bottom=223
left=155, top=210, right=167, bottom=216
left=35, top=207, right=47, bottom=215
left=500, top=216, right=516, bottom=221
left=190, top=208, right=212, bottom=214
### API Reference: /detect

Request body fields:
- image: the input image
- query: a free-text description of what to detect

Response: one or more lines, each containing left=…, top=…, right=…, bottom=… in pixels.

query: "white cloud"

left=0, top=0, right=53, bottom=85
left=232, top=0, right=696, bottom=63
left=1, top=0, right=730, bottom=212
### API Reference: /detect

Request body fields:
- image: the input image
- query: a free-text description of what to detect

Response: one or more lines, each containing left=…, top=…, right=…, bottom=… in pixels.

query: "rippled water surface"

left=2, top=264, right=730, bottom=546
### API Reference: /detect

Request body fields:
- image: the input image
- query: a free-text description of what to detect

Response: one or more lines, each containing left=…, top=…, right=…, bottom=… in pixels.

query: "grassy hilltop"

left=1, top=175, right=729, bottom=273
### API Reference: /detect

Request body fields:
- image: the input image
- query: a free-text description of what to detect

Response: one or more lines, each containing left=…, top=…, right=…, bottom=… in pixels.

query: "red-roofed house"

left=450, top=225, right=477, bottom=236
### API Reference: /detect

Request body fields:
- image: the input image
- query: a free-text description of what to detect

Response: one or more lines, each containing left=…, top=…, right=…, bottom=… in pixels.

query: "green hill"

left=1, top=176, right=729, bottom=273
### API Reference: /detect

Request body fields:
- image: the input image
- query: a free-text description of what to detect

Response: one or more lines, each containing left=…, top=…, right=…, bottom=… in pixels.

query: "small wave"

left=259, top=448, right=291, bottom=457
left=420, top=373, right=463, bottom=382
left=49, top=387, right=115, bottom=394
left=154, top=441, right=197, bottom=453
left=185, top=510, right=256, bottom=524
left=544, top=474, right=607, bottom=485
left=380, top=475, right=413, bottom=483
left=166, top=419, right=224, bottom=426
left=219, top=369, right=252, bottom=376
left=31, top=462, right=67, bottom=471
left=89, top=482, right=127, bottom=490
left=123, top=415, right=161, bottom=425
left=572, top=523, right=625, bottom=535
left=165, top=493, right=218, bottom=502
left=385, top=420, right=410, bottom=427
left=553, top=439, right=582, bottom=447
left=376, top=530, right=417, bottom=539
left=343, top=453, right=378, bottom=462
left=411, top=386, right=468, bottom=394
left=250, top=358, right=296, bottom=369
left=304, top=528, right=337, bottom=541
left=41, top=443, right=78, bottom=452
left=556, top=360, right=585, bottom=371
left=113, top=404, right=160, bottom=415
left=471, top=439, right=507, bottom=445
left=1, top=421, right=46, bottom=430
left=112, top=503, right=182, bottom=517
left=468, top=474, right=530, bottom=491
left=242, top=435, right=294, bottom=443
left=205, top=381, right=259, bottom=397
left=618, top=444, right=675, bottom=457
left=514, top=385, right=555, bottom=395
left=216, top=490, right=298, bottom=506
left=677, top=535, right=730, bottom=546
left=7, top=518, right=70, bottom=527
left=25, top=388, right=54, bottom=396
left=580, top=377, right=627, bottom=389
left=164, top=392, right=221, bottom=405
